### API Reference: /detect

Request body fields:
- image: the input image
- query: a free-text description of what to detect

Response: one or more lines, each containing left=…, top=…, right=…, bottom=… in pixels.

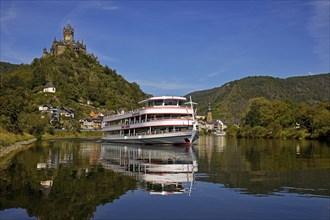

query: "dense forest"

left=188, top=74, right=330, bottom=140
left=0, top=51, right=148, bottom=144
left=225, top=98, right=330, bottom=140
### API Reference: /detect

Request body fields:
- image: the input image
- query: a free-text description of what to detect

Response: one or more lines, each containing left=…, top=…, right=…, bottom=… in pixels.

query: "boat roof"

left=138, top=96, right=187, bottom=104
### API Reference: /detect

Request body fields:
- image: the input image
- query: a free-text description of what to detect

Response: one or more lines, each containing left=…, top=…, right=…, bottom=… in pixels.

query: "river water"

left=0, top=136, right=329, bottom=220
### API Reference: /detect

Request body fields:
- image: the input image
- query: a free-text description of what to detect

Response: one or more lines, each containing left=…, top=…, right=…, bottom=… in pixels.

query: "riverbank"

left=0, top=138, right=36, bottom=160
left=0, top=130, right=103, bottom=160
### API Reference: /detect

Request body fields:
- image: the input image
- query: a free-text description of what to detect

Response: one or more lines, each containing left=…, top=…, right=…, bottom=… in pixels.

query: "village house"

left=80, top=111, right=104, bottom=130
left=43, top=82, right=56, bottom=93
left=197, top=103, right=227, bottom=135
left=80, top=117, right=94, bottom=130
left=60, top=107, right=75, bottom=118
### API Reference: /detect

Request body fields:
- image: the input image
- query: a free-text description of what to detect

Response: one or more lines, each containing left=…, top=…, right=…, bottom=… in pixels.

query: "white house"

left=43, top=82, right=56, bottom=93
left=39, top=105, right=50, bottom=111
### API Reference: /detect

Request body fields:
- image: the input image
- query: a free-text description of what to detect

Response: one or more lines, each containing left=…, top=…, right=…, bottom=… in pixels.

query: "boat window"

left=155, top=114, right=164, bottom=120
left=154, top=100, right=163, bottom=106
left=164, top=99, right=177, bottom=106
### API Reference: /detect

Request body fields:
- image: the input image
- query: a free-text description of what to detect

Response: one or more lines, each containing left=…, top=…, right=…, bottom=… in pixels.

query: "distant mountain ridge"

left=187, top=73, right=330, bottom=123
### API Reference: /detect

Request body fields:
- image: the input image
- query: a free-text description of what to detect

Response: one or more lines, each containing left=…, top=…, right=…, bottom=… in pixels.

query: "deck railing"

left=104, top=128, right=192, bottom=138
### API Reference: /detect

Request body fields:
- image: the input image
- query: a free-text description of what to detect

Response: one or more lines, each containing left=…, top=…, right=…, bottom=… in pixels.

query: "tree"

left=0, top=88, right=29, bottom=133
left=296, top=103, right=316, bottom=133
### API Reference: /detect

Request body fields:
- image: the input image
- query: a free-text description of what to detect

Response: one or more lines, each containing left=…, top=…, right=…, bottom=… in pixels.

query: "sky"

left=1, top=0, right=329, bottom=96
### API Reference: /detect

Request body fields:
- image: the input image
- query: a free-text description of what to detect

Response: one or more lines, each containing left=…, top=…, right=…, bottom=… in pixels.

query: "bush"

left=251, top=126, right=267, bottom=138
left=225, top=125, right=239, bottom=137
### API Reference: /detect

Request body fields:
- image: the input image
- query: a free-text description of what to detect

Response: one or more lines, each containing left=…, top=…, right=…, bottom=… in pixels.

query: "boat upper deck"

left=103, top=96, right=193, bottom=122
left=138, top=96, right=187, bottom=107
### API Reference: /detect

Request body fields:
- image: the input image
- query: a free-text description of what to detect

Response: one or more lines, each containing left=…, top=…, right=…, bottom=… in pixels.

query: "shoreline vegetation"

left=0, top=130, right=103, bottom=159
left=1, top=127, right=328, bottom=160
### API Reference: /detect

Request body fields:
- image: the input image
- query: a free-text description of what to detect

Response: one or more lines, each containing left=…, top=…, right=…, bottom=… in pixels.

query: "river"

left=0, top=136, right=329, bottom=220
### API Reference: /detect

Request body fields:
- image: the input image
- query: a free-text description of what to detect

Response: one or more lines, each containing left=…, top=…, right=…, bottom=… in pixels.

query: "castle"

left=43, top=22, right=86, bottom=57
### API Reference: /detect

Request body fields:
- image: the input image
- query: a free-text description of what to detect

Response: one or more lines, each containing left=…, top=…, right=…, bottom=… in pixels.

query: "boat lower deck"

left=102, top=130, right=198, bottom=145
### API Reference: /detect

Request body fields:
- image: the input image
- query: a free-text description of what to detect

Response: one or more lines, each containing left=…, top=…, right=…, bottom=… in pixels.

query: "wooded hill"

left=188, top=74, right=330, bottom=123
left=0, top=61, right=27, bottom=76
left=0, top=51, right=148, bottom=135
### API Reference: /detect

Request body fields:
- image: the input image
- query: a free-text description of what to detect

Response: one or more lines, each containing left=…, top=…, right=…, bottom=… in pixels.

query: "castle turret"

left=63, top=22, right=74, bottom=42
left=43, top=47, right=48, bottom=58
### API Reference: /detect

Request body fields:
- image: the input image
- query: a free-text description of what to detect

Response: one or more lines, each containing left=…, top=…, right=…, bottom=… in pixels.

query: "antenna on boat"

left=185, top=96, right=197, bottom=123
left=185, top=96, right=198, bottom=144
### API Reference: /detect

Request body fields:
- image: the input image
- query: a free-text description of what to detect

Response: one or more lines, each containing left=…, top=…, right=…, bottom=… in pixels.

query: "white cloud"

left=88, top=1, right=120, bottom=11
left=101, top=5, right=120, bottom=11
left=0, top=3, right=17, bottom=38
left=207, top=68, right=228, bottom=77
left=138, top=80, right=193, bottom=91
left=0, top=3, right=18, bottom=62
left=125, top=76, right=201, bottom=95
left=90, top=48, right=118, bottom=64
left=0, top=5, right=17, bottom=22
left=306, top=1, right=330, bottom=68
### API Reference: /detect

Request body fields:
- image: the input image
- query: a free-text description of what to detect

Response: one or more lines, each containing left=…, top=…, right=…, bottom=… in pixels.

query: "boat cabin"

left=139, top=96, right=187, bottom=108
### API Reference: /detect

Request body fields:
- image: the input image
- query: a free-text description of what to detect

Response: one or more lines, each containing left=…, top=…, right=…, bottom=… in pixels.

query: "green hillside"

left=188, top=74, right=330, bottom=123
left=0, top=62, right=27, bottom=76
left=0, top=51, right=148, bottom=139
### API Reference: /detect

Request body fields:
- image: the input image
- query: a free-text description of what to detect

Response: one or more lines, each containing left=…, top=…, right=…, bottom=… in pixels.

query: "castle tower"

left=63, top=22, right=74, bottom=42
left=206, top=103, right=213, bottom=123
left=42, top=47, right=48, bottom=58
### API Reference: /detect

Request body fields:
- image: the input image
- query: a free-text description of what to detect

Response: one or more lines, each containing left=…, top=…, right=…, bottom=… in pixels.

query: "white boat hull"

left=102, top=130, right=198, bottom=145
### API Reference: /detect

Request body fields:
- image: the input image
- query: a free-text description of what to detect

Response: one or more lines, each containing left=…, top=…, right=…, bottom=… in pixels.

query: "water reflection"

left=196, top=136, right=330, bottom=197
left=0, top=140, right=137, bottom=219
left=100, top=144, right=198, bottom=195
left=0, top=140, right=198, bottom=219
left=0, top=138, right=329, bottom=220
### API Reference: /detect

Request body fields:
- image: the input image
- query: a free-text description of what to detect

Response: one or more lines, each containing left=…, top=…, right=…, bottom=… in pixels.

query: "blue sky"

left=1, top=0, right=329, bottom=96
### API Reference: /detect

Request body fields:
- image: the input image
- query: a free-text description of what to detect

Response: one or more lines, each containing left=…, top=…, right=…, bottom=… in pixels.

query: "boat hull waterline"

left=102, top=130, right=199, bottom=145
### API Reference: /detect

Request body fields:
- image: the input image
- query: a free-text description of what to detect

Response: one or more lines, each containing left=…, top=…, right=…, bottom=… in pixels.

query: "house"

left=90, top=111, right=104, bottom=118
left=80, top=117, right=94, bottom=130
left=43, top=82, right=56, bottom=93
left=49, top=107, right=60, bottom=119
left=92, top=117, right=103, bottom=129
left=60, top=107, right=75, bottom=118
left=80, top=113, right=104, bottom=130
left=39, top=104, right=50, bottom=112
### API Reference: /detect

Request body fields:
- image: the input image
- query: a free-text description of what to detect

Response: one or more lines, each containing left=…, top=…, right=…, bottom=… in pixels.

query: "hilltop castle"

left=43, top=22, right=86, bottom=57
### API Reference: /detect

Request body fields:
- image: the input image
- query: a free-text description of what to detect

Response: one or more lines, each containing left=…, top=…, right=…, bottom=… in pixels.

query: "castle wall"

left=57, top=45, right=66, bottom=55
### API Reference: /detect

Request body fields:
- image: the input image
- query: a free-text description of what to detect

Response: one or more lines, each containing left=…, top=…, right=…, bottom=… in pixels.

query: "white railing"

left=103, top=128, right=192, bottom=138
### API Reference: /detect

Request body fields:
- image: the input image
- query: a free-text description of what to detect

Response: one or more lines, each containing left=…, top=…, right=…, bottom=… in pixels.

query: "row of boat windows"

left=144, top=100, right=185, bottom=107
left=106, top=114, right=191, bottom=126
left=108, top=126, right=192, bottom=136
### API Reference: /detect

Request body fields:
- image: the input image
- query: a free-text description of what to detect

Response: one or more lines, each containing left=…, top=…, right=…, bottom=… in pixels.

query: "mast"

left=187, top=96, right=197, bottom=130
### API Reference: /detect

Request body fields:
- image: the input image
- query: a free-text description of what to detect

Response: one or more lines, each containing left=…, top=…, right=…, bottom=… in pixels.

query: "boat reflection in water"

left=99, top=143, right=198, bottom=195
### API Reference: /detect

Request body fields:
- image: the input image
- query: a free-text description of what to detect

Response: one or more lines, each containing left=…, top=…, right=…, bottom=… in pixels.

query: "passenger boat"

left=101, top=96, right=199, bottom=144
